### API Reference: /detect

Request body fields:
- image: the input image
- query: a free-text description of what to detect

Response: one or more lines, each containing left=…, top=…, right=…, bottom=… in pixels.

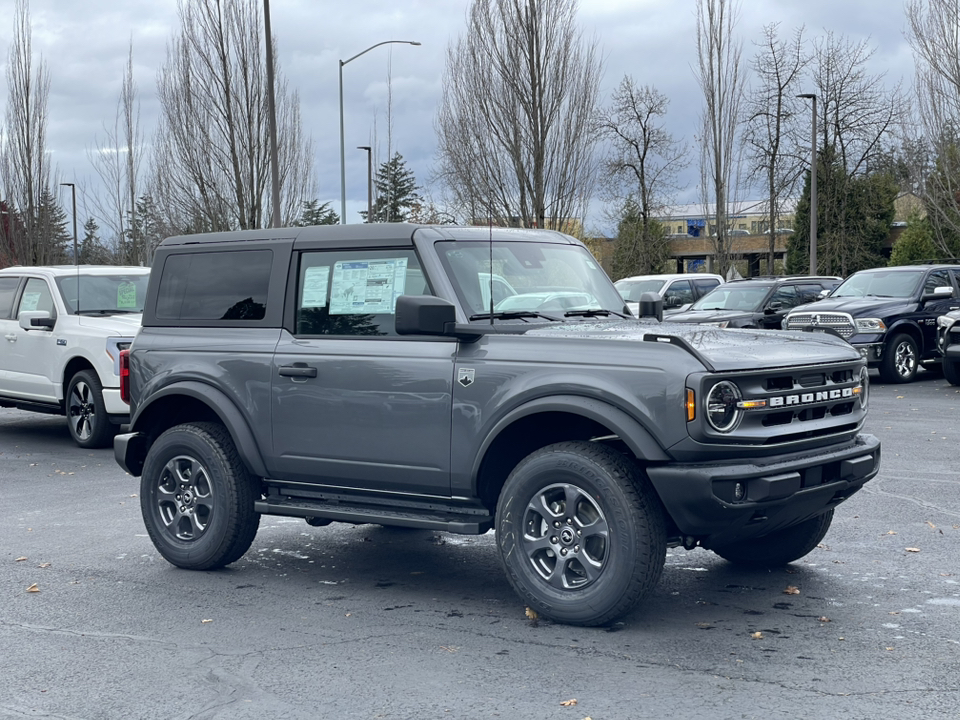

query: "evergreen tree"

left=34, top=188, right=71, bottom=264
left=124, top=195, right=164, bottom=265
left=368, top=153, right=421, bottom=223
left=294, top=199, right=338, bottom=226
left=610, top=199, right=669, bottom=279
left=889, top=213, right=938, bottom=266
left=79, top=217, right=113, bottom=264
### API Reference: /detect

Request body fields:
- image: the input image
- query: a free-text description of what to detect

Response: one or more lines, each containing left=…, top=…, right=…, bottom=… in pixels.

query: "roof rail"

left=916, top=258, right=960, bottom=265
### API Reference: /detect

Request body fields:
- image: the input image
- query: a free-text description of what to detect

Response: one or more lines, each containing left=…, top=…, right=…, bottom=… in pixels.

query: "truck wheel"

left=711, top=510, right=834, bottom=568
left=496, top=441, right=666, bottom=626
left=879, top=333, right=918, bottom=383
left=66, top=370, right=115, bottom=448
left=140, top=422, right=260, bottom=570
left=944, top=358, right=960, bottom=386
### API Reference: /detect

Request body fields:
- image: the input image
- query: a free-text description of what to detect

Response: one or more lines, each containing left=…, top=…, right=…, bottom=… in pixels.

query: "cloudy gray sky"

left=2, top=0, right=913, bottom=229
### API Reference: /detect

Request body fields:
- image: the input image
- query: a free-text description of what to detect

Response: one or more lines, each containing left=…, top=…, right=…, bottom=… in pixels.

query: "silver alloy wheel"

left=521, top=483, right=609, bottom=590
left=155, top=455, right=215, bottom=541
left=893, top=338, right=918, bottom=378
left=67, top=379, right=96, bottom=441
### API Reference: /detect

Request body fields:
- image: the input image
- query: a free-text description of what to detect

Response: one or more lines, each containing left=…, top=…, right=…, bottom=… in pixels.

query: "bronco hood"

left=527, top=320, right=860, bottom=372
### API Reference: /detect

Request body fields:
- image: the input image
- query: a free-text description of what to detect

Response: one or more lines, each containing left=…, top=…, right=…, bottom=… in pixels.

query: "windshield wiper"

left=469, top=310, right=562, bottom=322
left=77, top=309, right=140, bottom=315
left=564, top=309, right=629, bottom=319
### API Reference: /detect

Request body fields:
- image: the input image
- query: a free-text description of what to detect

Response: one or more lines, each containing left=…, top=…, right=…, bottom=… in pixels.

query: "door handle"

left=4, top=334, right=16, bottom=342
left=278, top=364, right=317, bottom=378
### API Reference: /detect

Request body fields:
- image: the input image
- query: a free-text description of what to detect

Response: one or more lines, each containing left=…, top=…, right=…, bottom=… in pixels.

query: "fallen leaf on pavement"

left=784, top=585, right=800, bottom=595
left=926, top=521, right=936, bottom=530
left=26, top=584, right=39, bottom=593
left=37, top=563, right=51, bottom=568
left=15, top=557, right=26, bottom=562
left=201, top=619, right=213, bottom=624
left=818, top=616, right=830, bottom=623
left=560, top=699, right=577, bottom=707
left=905, top=548, right=921, bottom=553
left=751, top=631, right=764, bottom=639
left=525, top=607, right=539, bottom=621
left=884, top=531, right=897, bottom=536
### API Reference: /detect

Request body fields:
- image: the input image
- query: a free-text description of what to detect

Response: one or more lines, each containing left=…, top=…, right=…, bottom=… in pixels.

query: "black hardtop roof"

left=854, top=264, right=957, bottom=273
left=158, top=224, right=579, bottom=248
left=726, top=275, right=841, bottom=286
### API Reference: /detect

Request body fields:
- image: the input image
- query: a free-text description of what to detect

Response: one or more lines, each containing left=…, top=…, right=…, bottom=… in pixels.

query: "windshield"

left=830, top=270, right=923, bottom=299
left=56, top=273, right=150, bottom=314
left=615, top=278, right=666, bottom=302
left=436, top=241, right=625, bottom=320
left=691, top=284, right=771, bottom=312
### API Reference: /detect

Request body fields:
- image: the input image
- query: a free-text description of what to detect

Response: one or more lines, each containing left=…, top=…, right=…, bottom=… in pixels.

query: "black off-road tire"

left=879, top=333, right=919, bottom=383
left=66, top=370, right=116, bottom=449
left=496, top=441, right=667, bottom=626
left=944, top=357, right=960, bottom=386
left=711, top=510, right=834, bottom=568
left=140, top=422, right=260, bottom=570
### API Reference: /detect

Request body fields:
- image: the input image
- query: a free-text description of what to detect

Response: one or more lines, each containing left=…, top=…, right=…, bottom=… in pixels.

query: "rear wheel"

left=879, top=333, right=919, bottom=383
left=140, top=422, right=260, bottom=570
left=944, top=357, right=960, bottom=386
left=66, top=370, right=116, bottom=448
left=711, top=510, right=834, bottom=568
left=496, top=441, right=666, bottom=626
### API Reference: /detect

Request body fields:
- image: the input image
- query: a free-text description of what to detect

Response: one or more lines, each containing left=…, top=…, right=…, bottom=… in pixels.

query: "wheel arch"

left=886, top=321, right=923, bottom=351
left=61, top=356, right=98, bottom=404
left=473, top=395, right=669, bottom=511
left=129, top=382, right=269, bottom=479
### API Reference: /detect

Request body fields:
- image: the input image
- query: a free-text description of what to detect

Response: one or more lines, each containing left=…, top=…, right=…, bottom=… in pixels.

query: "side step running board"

left=254, top=496, right=494, bottom=535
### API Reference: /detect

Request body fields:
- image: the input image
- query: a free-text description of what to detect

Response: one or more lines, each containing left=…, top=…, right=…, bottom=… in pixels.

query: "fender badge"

left=56, top=338, right=67, bottom=346
left=457, top=368, right=475, bottom=387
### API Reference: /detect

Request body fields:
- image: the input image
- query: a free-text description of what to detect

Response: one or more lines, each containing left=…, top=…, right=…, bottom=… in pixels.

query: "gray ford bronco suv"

left=115, top=224, right=880, bottom=626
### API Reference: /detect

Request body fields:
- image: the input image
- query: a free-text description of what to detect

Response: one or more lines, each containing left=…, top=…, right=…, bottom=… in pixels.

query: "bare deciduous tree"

left=87, top=42, right=144, bottom=264
left=596, top=77, right=686, bottom=276
left=151, top=0, right=316, bottom=233
left=1, top=0, right=57, bottom=266
left=742, top=24, right=807, bottom=274
left=695, top=0, right=746, bottom=276
left=905, top=0, right=960, bottom=257
left=434, top=0, right=602, bottom=230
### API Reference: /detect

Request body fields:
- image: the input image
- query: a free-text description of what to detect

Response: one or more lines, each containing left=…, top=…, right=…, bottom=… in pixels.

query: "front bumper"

left=646, top=433, right=880, bottom=547
left=850, top=341, right=884, bottom=366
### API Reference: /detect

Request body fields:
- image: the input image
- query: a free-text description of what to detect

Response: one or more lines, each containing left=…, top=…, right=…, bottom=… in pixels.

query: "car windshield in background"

left=691, top=285, right=770, bottom=312
left=437, top=241, right=624, bottom=319
left=830, top=270, right=924, bottom=299
left=615, top=279, right=666, bottom=302
left=56, top=273, right=150, bottom=314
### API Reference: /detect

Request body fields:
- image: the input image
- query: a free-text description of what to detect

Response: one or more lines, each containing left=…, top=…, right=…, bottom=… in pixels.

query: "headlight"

left=854, top=318, right=886, bottom=333
left=705, top=381, right=742, bottom=432
left=701, top=321, right=730, bottom=328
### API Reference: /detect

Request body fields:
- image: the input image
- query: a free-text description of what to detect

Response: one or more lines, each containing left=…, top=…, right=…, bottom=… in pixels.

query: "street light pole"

left=60, top=182, right=78, bottom=265
left=797, top=93, right=817, bottom=276
left=339, top=40, right=420, bottom=224
left=357, top=146, right=373, bottom=222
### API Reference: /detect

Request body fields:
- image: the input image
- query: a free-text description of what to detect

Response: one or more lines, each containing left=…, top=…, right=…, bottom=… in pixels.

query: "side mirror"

left=922, top=285, right=954, bottom=302
left=395, top=295, right=483, bottom=342
left=818, top=289, right=830, bottom=299
left=637, top=291, right=663, bottom=322
left=664, top=295, right=683, bottom=309
left=765, top=301, right=783, bottom=314
left=19, top=310, right=54, bottom=330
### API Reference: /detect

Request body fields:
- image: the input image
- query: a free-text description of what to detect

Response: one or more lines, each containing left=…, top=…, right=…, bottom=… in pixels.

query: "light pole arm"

left=342, top=40, right=419, bottom=67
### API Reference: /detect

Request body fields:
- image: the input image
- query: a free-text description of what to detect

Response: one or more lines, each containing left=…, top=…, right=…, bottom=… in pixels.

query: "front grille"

left=785, top=311, right=856, bottom=338
left=701, top=359, right=866, bottom=446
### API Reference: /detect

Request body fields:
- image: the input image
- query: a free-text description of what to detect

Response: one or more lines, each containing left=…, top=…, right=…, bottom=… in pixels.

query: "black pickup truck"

left=114, top=224, right=881, bottom=626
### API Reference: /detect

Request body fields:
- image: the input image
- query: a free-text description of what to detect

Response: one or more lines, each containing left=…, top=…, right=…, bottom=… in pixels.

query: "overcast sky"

left=1, top=0, right=913, bottom=230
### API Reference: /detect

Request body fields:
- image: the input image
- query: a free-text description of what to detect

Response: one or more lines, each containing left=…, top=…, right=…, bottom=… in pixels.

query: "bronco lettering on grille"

left=769, top=388, right=854, bottom=407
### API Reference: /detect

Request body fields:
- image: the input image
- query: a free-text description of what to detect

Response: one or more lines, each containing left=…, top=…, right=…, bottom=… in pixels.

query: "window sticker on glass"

left=330, top=258, right=408, bottom=315
left=301, top=266, right=330, bottom=308
left=20, top=292, right=41, bottom=312
left=117, top=281, right=137, bottom=309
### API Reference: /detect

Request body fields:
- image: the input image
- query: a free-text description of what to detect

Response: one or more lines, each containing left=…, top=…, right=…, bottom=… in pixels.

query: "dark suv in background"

left=784, top=265, right=960, bottom=383
left=667, top=276, right=842, bottom=330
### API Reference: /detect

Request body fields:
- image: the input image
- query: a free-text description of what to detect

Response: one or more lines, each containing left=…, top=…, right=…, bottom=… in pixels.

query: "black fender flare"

left=885, top=321, right=924, bottom=353
left=131, top=381, right=269, bottom=478
left=471, top=394, right=669, bottom=481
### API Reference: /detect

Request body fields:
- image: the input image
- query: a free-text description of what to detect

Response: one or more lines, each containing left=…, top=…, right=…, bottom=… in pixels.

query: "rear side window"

left=693, top=278, right=720, bottom=295
left=0, top=277, right=19, bottom=319
left=156, top=250, right=272, bottom=321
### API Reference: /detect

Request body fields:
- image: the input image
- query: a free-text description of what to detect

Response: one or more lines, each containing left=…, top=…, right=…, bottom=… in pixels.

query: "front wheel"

left=879, top=333, right=919, bottom=383
left=66, top=370, right=116, bottom=448
left=711, top=510, right=834, bottom=568
left=140, top=422, right=260, bottom=570
left=496, top=442, right=666, bottom=626
left=944, top=357, right=960, bottom=386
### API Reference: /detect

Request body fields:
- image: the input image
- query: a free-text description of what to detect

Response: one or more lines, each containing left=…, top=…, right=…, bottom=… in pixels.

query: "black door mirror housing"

left=395, top=295, right=484, bottom=342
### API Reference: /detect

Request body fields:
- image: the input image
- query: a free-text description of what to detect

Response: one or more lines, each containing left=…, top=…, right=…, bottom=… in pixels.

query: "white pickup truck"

left=0, top=265, right=150, bottom=447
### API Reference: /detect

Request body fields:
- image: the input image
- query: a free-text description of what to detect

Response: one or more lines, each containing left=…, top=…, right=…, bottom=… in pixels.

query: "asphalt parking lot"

left=0, top=368, right=958, bottom=720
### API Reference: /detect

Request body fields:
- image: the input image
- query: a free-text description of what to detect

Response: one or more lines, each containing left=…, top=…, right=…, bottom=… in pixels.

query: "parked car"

left=0, top=265, right=150, bottom=446
left=615, top=273, right=724, bottom=316
left=938, top=309, right=960, bottom=385
left=783, top=264, right=960, bottom=383
left=115, top=224, right=879, bottom=627
left=668, top=276, right=842, bottom=330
